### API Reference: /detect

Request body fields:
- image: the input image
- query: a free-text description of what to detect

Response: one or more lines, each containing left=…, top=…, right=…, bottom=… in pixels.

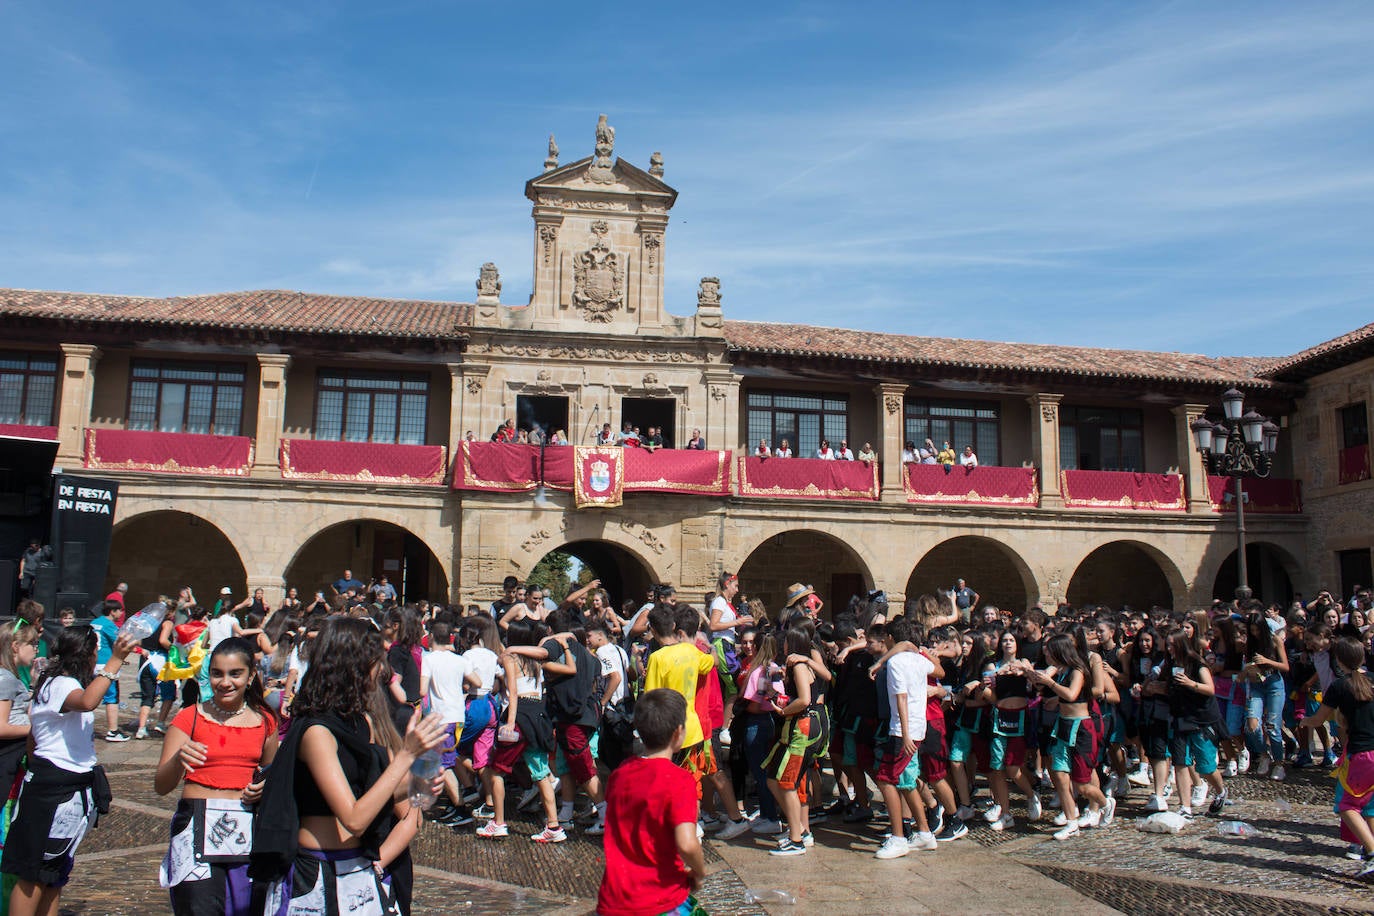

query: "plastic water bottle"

left=119, top=604, right=165, bottom=642
left=1215, top=821, right=1257, bottom=838
left=744, top=889, right=797, bottom=905
left=408, top=750, right=443, bottom=811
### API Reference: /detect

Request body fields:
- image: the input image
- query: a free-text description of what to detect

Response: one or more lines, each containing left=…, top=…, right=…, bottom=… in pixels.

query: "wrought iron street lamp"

left=1190, top=388, right=1280, bottom=601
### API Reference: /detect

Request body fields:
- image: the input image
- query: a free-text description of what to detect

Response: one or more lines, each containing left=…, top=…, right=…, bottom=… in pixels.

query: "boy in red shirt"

left=598, top=689, right=707, bottom=916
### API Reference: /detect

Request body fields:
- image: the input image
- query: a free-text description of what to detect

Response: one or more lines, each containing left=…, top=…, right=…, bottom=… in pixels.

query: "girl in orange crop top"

left=154, top=636, right=277, bottom=915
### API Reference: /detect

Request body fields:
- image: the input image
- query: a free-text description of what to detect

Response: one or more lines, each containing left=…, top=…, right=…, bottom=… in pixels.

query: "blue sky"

left=2, top=2, right=1371, bottom=357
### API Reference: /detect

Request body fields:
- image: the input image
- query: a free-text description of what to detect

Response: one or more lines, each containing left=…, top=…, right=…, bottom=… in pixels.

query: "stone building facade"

left=2, top=115, right=1364, bottom=616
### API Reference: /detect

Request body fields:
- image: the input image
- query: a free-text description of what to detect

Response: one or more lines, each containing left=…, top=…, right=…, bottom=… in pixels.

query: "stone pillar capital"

left=876, top=383, right=908, bottom=501
left=257, top=353, right=291, bottom=372
left=55, top=344, right=101, bottom=464
left=1173, top=402, right=1213, bottom=512
left=1028, top=392, right=1064, bottom=507
left=59, top=343, right=101, bottom=363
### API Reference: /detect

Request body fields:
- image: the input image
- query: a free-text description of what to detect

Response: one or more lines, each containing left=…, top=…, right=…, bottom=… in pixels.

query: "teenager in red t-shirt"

left=598, top=689, right=706, bottom=916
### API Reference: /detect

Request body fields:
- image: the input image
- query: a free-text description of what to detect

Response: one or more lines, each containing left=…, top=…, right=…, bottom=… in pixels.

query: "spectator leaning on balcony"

left=492, top=418, right=516, bottom=442
left=816, top=439, right=835, bottom=460
left=775, top=438, right=793, bottom=458
left=596, top=422, right=616, bottom=445
left=901, top=441, right=917, bottom=464
left=858, top=442, right=877, bottom=462
left=755, top=439, right=772, bottom=458
left=685, top=428, right=705, bottom=450
left=938, top=441, right=957, bottom=473
left=960, top=445, right=979, bottom=469
left=836, top=440, right=855, bottom=461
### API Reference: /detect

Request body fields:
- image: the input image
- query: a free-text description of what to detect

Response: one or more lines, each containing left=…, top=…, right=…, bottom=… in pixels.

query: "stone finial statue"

left=543, top=134, right=559, bottom=172
left=697, top=277, right=721, bottom=308
left=589, top=114, right=616, bottom=184
left=476, top=262, right=502, bottom=305
left=649, top=151, right=664, bottom=177
left=696, top=277, right=723, bottom=335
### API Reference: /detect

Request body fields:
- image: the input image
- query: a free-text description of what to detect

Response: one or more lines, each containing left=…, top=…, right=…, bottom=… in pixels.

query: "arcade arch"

left=284, top=519, right=448, bottom=604
left=906, top=536, right=1036, bottom=615
left=737, top=529, right=872, bottom=619
left=1066, top=540, right=1183, bottom=611
left=1211, top=541, right=1298, bottom=606
left=106, top=510, right=246, bottom=608
left=528, top=539, right=658, bottom=610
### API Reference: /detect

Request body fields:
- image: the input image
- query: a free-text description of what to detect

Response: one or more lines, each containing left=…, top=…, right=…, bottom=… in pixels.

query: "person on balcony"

left=901, top=441, right=917, bottom=464
left=775, top=439, right=793, bottom=458
left=836, top=440, right=855, bottom=461
left=643, top=426, right=664, bottom=451
left=685, top=429, right=705, bottom=450
left=938, top=441, right=957, bottom=473
left=857, top=442, right=877, bottom=463
left=549, top=428, right=567, bottom=445
left=960, top=445, right=979, bottom=469
left=816, top=439, right=835, bottom=460
left=596, top=422, right=616, bottom=446
left=922, top=438, right=939, bottom=464
left=493, top=419, right=516, bottom=442
left=755, top=439, right=772, bottom=458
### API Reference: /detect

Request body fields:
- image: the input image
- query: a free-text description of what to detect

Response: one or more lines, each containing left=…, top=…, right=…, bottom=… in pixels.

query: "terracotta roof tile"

left=1262, top=320, right=1374, bottom=380
left=0, top=289, right=472, bottom=339
left=723, top=319, right=1280, bottom=388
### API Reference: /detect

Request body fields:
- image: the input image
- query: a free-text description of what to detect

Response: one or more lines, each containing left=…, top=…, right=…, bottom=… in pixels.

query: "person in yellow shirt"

left=644, top=604, right=717, bottom=787
left=937, top=440, right=958, bottom=474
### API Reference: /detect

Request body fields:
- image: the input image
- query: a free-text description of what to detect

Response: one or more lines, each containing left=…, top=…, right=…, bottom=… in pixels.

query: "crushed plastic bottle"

left=119, top=604, right=167, bottom=642
left=1215, top=821, right=1258, bottom=838
left=407, top=750, right=443, bottom=811
left=744, top=889, right=797, bottom=905
left=1275, top=798, right=1293, bottom=816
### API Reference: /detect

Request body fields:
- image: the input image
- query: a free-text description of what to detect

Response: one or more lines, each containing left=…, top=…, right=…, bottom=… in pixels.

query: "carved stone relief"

left=537, top=224, right=558, bottom=267
left=698, top=277, right=721, bottom=308
left=1041, top=403, right=1057, bottom=422
left=476, top=263, right=501, bottom=304
left=885, top=395, right=902, bottom=415
left=465, top=377, right=483, bottom=395
left=572, top=222, right=624, bottom=322
left=588, top=114, right=616, bottom=184
left=643, top=233, right=662, bottom=272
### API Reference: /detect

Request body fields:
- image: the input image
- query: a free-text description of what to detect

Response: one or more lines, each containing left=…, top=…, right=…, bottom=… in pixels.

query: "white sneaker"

left=908, top=830, right=937, bottom=851
left=750, top=818, right=783, bottom=835
left=982, top=803, right=1003, bottom=824
left=1052, top=812, right=1069, bottom=827
left=1026, top=793, right=1043, bottom=822
left=1271, top=764, right=1286, bottom=782
left=875, top=835, right=910, bottom=859
left=1144, top=795, right=1166, bottom=813
left=1127, top=766, right=1152, bottom=787
left=1053, top=821, right=1080, bottom=841
left=1225, top=759, right=1238, bottom=777
left=990, top=813, right=1015, bottom=832
left=1255, top=756, right=1271, bottom=777
left=1237, top=748, right=1251, bottom=773
left=1190, top=785, right=1208, bottom=808
left=1076, top=807, right=1102, bottom=829
left=1100, top=797, right=1116, bottom=827
left=716, top=818, right=750, bottom=841
left=134, top=727, right=149, bottom=740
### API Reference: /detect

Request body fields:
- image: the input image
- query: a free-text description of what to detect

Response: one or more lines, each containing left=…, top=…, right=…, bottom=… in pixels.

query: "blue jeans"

left=742, top=712, right=779, bottom=821
left=1244, top=672, right=1285, bottom=762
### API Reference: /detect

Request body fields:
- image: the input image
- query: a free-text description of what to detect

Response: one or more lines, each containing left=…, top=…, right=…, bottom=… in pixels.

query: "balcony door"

left=621, top=397, right=675, bottom=448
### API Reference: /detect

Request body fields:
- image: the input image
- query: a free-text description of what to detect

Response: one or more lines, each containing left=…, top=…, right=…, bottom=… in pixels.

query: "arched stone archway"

left=1211, top=541, right=1298, bottom=605
left=106, top=510, right=246, bottom=608
left=737, top=529, right=872, bottom=619
left=907, top=536, right=1036, bottom=616
left=1067, top=541, right=1184, bottom=611
left=530, top=540, right=658, bottom=611
left=284, top=520, right=449, bottom=604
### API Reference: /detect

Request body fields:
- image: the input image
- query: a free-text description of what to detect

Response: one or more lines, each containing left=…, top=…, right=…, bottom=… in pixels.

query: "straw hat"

left=784, top=583, right=816, bottom=607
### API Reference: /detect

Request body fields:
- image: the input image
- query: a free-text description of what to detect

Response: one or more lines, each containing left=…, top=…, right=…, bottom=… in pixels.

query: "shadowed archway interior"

left=285, top=520, right=448, bottom=604
left=907, top=536, right=1035, bottom=616
left=737, top=530, right=871, bottom=621
left=530, top=540, right=656, bottom=612
left=106, top=510, right=245, bottom=609
left=1067, top=542, right=1175, bottom=611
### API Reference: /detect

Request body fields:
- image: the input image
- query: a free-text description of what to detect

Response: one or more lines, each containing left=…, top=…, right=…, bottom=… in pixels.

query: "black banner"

left=50, top=475, right=118, bottom=619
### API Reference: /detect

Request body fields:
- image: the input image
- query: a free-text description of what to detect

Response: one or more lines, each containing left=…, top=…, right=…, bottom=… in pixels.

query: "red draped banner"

left=737, top=455, right=880, bottom=501
left=0, top=424, right=58, bottom=441
left=1207, top=476, right=1303, bottom=513
left=624, top=448, right=731, bottom=496
left=1339, top=444, right=1372, bottom=486
left=574, top=446, right=625, bottom=508
left=904, top=463, right=1038, bottom=506
left=84, top=428, right=253, bottom=476
left=1060, top=470, right=1186, bottom=511
left=281, top=439, right=447, bottom=485
left=456, top=442, right=572, bottom=491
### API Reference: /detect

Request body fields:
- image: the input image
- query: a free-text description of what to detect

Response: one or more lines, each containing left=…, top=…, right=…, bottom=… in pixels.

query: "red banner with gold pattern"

left=574, top=446, right=624, bottom=508
left=1060, top=470, right=1186, bottom=511
left=904, top=462, right=1038, bottom=506
left=1206, top=475, right=1303, bottom=513
left=0, top=424, right=58, bottom=441
left=281, top=439, right=446, bottom=486
left=85, top=428, right=253, bottom=477
left=737, top=455, right=880, bottom=501
left=457, top=442, right=573, bottom=491
left=624, top=447, right=731, bottom=496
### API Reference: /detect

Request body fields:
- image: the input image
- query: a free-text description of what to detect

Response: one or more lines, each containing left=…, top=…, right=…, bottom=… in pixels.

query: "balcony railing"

left=84, top=428, right=253, bottom=476
left=280, top=438, right=447, bottom=486
left=0, top=423, right=58, bottom=441
left=455, top=443, right=732, bottom=497
left=1060, top=470, right=1186, bottom=511
left=1207, top=475, right=1303, bottom=513
left=903, top=462, right=1038, bottom=506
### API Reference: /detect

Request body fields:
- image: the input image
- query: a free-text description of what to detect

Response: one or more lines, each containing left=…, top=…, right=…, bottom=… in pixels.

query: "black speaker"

left=59, top=541, right=86, bottom=592
left=0, top=559, right=15, bottom=616
left=31, top=563, right=57, bottom=618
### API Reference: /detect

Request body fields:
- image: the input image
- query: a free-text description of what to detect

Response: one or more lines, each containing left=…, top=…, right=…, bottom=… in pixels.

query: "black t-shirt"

left=542, top=637, right=599, bottom=728
left=1322, top=675, right=1374, bottom=755
left=834, top=649, right=879, bottom=723
left=1020, top=639, right=1044, bottom=668
left=388, top=643, right=421, bottom=703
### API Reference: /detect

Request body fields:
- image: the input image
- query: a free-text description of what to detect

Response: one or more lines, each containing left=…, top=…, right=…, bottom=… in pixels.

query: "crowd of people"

left=0, top=568, right=1370, bottom=915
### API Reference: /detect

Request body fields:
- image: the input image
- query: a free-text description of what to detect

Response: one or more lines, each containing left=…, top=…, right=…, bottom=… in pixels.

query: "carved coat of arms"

left=573, top=237, right=624, bottom=322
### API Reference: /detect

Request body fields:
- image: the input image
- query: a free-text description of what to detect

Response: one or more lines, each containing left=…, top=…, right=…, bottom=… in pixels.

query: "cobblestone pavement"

left=62, top=692, right=1374, bottom=914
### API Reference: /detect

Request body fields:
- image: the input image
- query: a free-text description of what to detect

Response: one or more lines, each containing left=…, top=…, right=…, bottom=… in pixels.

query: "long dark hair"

left=959, top=630, right=993, bottom=684
left=1245, top=612, right=1276, bottom=659
left=35, top=624, right=99, bottom=703
left=505, top=618, right=545, bottom=680
left=209, top=637, right=273, bottom=721
left=1045, top=633, right=1087, bottom=676
left=1333, top=637, right=1372, bottom=702
left=386, top=606, right=423, bottom=648
left=292, top=617, right=385, bottom=720
left=1167, top=630, right=1203, bottom=677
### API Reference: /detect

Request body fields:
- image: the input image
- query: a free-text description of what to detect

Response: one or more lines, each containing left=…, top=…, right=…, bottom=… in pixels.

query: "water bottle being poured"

left=408, top=750, right=443, bottom=811
left=120, top=604, right=167, bottom=642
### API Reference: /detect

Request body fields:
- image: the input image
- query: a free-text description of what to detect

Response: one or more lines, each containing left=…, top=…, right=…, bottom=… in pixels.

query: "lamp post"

left=1190, top=388, right=1280, bottom=602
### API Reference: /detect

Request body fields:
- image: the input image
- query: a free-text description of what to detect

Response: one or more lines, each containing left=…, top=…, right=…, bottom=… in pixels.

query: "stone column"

left=449, top=363, right=489, bottom=456
left=1174, top=403, right=1212, bottom=512
left=253, top=354, right=290, bottom=476
left=56, top=344, right=100, bottom=466
left=704, top=370, right=739, bottom=450
left=1029, top=393, right=1064, bottom=508
left=876, top=383, right=908, bottom=502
